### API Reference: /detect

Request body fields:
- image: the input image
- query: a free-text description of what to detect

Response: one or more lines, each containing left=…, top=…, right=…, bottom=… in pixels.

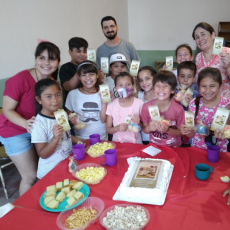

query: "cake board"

left=113, top=164, right=174, bottom=206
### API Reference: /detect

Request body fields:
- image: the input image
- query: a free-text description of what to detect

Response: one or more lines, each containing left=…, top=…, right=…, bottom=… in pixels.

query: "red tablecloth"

left=1, top=142, right=230, bottom=230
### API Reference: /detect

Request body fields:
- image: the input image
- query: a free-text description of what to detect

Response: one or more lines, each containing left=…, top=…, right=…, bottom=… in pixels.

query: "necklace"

left=35, top=69, right=39, bottom=82
left=80, top=88, right=97, bottom=94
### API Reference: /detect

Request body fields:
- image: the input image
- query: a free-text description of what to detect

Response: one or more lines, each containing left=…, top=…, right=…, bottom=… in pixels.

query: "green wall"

left=0, top=50, right=178, bottom=107
left=137, top=50, right=176, bottom=69
left=0, top=78, right=7, bottom=107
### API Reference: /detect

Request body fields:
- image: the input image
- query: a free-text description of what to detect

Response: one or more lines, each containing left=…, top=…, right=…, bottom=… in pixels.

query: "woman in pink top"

left=0, top=42, right=60, bottom=195
left=192, top=22, right=230, bottom=98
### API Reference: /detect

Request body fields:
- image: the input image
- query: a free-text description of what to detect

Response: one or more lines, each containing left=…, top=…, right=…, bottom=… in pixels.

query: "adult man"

left=96, top=16, right=140, bottom=72
left=59, top=37, right=88, bottom=108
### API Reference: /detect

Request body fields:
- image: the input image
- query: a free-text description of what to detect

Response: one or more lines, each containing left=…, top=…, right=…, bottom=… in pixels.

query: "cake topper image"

left=58, top=114, right=67, bottom=125
left=137, top=165, right=157, bottom=179
left=214, top=115, right=226, bottom=126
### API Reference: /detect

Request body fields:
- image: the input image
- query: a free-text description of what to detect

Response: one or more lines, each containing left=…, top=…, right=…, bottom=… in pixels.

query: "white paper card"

left=101, top=57, right=109, bottom=74
left=212, top=37, right=224, bottom=55
left=87, top=49, right=96, bottom=62
left=142, top=146, right=161, bottom=156
left=129, top=60, right=140, bottom=76
left=166, top=56, right=173, bottom=71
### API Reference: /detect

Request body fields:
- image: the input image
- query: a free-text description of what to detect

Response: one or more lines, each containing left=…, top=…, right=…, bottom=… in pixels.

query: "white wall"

left=0, top=0, right=128, bottom=79
left=128, top=0, right=230, bottom=50
left=1, top=0, right=230, bottom=80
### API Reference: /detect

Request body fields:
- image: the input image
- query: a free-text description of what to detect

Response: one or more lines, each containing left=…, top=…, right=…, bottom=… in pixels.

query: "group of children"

left=29, top=43, right=228, bottom=186
left=7, top=40, right=226, bottom=203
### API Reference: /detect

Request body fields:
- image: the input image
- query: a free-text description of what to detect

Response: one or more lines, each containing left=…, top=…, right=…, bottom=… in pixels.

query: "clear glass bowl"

left=100, top=204, right=150, bottom=230
left=86, top=142, right=116, bottom=158
left=72, top=163, right=107, bottom=184
left=57, top=197, right=105, bottom=230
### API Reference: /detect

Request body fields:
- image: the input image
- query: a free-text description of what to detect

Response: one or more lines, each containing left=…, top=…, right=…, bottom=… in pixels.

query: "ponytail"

left=194, top=96, right=202, bottom=118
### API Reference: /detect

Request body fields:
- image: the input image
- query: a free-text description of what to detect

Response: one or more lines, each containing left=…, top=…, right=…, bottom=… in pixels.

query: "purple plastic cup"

left=89, top=134, right=100, bottom=145
left=207, top=145, right=220, bottom=163
left=72, top=144, right=85, bottom=161
left=100, top=149, right=117, bottom=166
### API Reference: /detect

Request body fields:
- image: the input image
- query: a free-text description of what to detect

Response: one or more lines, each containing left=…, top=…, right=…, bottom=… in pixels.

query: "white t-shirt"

left=104, top=76, right=119, bottom=99
left=31, top=113, right=72, bottom=179
left=65, top=89, right=107, bottom=140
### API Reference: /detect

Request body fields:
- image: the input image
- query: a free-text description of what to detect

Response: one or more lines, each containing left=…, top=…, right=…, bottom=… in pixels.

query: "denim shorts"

left=0, top=133, right=33, bottom=156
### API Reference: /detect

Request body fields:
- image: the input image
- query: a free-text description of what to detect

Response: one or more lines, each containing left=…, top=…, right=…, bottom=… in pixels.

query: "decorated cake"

left=113, top=157, right=173, bottom=205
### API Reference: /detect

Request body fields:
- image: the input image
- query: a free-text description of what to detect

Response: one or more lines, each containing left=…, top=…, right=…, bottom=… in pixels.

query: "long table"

left=1, top=142, right=230, bottom=230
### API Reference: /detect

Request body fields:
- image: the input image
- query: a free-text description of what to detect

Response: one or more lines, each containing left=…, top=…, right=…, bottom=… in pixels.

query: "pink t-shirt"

left=189, top=96, right=230, bottom=152
left=0, top=70, right=36, bottom=138
left=141, top=99, right=185, bottom=147
left=106, top=97, right=144, bottom=144
left=196, top=47, right=230, bottom=98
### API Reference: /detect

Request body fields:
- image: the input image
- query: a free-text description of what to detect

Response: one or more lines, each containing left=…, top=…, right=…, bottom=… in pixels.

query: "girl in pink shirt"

left=181, top=67, right=230, bottom=152
left=106, top=72, right=144, bottom=144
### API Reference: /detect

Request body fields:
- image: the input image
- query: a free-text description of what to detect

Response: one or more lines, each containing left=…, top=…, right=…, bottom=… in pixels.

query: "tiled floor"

left=0, top=163, right=20, bottom=206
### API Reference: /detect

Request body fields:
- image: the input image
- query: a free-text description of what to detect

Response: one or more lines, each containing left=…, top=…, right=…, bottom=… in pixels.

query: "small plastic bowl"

left=86, top=142, right=116, bottom=158
left=72, top=163, right=107, bottom=184
left=57, top=197, right=105, bottom=230
left=100, top=204, right=150, bottom=230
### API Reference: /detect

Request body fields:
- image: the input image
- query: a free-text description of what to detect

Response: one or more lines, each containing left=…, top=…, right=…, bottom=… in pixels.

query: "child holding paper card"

left=106, top=72, right=144, bottom=144
left=141, top=71, right=185, bottom=147
left=31, top=79, right=72, bottom=179
left=135, top=66, right=157, bottom=144
left=180, top=67, right=230, bottom=152
left=161, top=44, right=198, bottom=91
left=175, top=61, right=200, bottom=110
left=104, top=53, right=128, bottom=98
left=65, top=61, right=107, bottom=140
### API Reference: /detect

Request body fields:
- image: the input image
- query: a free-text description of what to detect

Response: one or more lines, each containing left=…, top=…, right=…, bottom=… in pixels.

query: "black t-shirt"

left=59, top=62, right=78, bottom=108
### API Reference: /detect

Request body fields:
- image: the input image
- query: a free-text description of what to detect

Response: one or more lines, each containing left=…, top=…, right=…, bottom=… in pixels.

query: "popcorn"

left=76, top=166, right=106, bottom=183
left=87, top=142, right=115, bottom=157
left=102, top=206, right=148, bottom=229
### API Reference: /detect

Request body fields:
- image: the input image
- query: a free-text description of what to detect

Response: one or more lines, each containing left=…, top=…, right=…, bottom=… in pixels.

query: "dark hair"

left=35, top=78, right=61, bottom=114
left=175, top=44, right=193, bottom=57
left=153, top=71, right=177, bottom=98
left=177, top=61, right=197, bottom=76
left=101, top=16, right=117, bottom=28
left=192, top=22, right=215, bottom=39
left=68, top=37, right=88, bottom=51
left=35, top=41, right=60, bottom=80
left=197, top=67, right=222, bottom=87
left=194, top=67, right=222, bottom=117
left=114, top=72, right=134, bottom=86
left=76, top=60, right=100, bottom=91
left=137, top=66, right=157, bottom=91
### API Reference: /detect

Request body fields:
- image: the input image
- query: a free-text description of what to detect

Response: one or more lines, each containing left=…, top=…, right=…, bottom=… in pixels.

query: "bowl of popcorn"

left=57, top=197, right=104, bottom=230
left=86, top=142, right=116, bottom=158
left=72, top=163, right=107, bottom=184
left=100, top=204, right=150, bottom=230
